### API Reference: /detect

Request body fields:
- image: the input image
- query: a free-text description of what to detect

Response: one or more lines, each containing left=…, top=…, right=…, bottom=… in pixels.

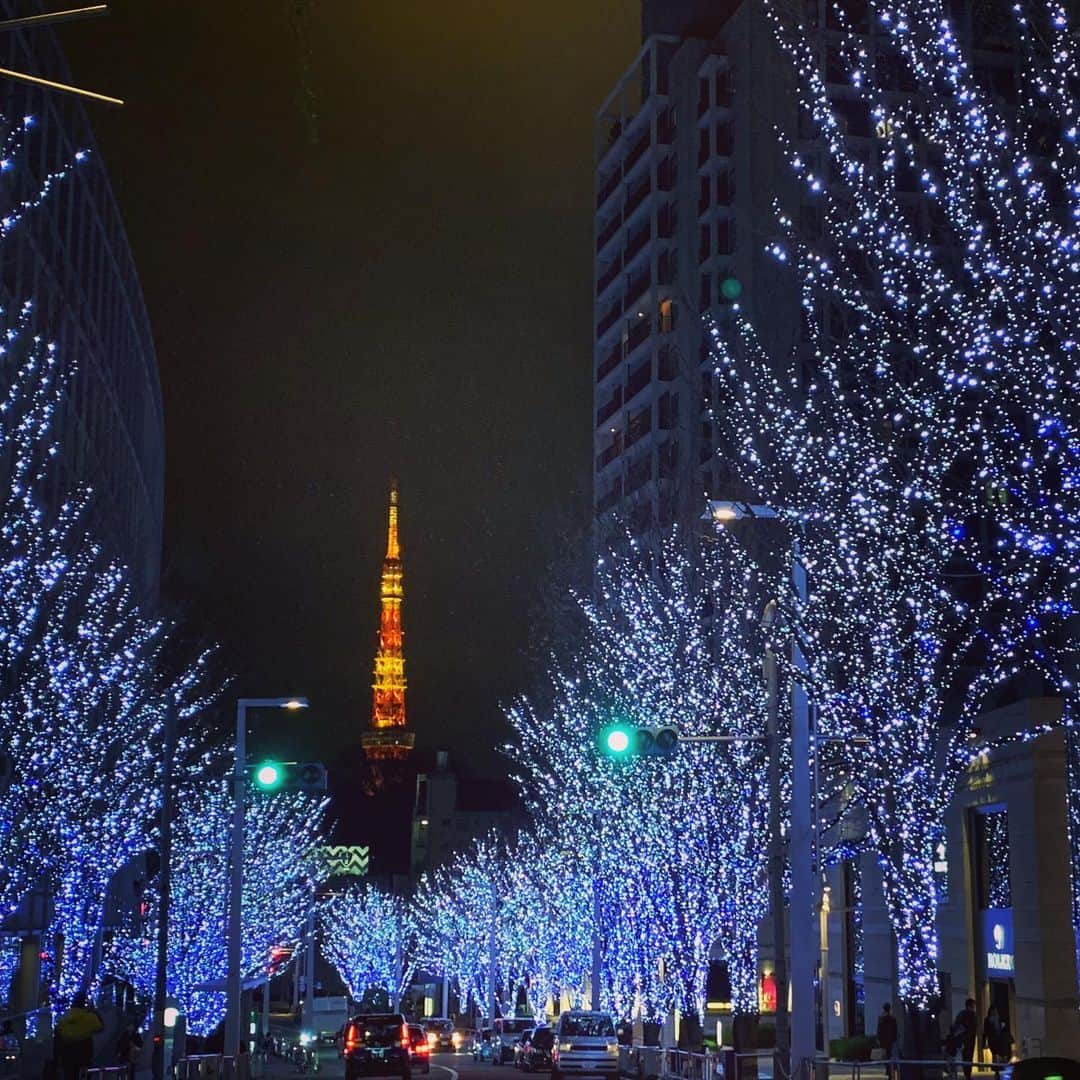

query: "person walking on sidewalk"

left=983, top=1006, right=1012, bottom=1066
left=115, top=1025, right=143, bottom=1080
left=950, top=999, right=978, bottom=1080
left=55, top=993, right=104, bottom=1080
left=877, top=1004, right=899, bottom=1080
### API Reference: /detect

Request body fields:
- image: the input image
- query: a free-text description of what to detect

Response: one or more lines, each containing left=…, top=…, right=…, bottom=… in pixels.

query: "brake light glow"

left=345, top=1025, right=359, bottom=1052
left=401, top=1023, right=409, bottom=1049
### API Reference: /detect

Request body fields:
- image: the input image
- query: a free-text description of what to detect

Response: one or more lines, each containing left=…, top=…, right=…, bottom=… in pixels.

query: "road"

left=277, top=1048, right=522, bottom=1080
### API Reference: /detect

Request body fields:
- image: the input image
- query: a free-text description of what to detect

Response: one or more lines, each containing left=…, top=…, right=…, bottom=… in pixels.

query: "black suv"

left=343, top=1014, right=412, bottom=1080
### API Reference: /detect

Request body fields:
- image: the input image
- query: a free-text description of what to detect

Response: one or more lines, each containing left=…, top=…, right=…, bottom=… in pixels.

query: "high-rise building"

left=0, top=10, right=164, bottom=603
left=592, top=3, right=799, bottom=542
left=362, top=480, right=415, bottom=761
left=592, top=0, right=1022, bottom=543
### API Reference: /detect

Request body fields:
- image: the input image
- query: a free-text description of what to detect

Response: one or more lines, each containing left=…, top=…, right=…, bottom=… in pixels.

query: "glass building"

left=0, top=7, right=164, bottom=604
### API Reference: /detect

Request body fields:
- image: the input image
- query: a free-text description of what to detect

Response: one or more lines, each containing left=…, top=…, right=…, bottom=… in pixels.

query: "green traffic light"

left=254, top=761, right=282, bottom=790
left=607, top=729, right=630, bottom=753
left=600, top=724, right=634, bottom=758
left=720, top=276, right=742, bottom=301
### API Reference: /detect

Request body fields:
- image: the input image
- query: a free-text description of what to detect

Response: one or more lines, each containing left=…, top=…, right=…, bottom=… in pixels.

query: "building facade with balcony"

left=591, top=3, right=801, bottom=540
left=0, top=11, right=164, bottom=604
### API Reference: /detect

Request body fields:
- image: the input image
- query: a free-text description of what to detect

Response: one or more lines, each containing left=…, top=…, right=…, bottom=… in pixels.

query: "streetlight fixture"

left=224, top=696, right=310, bottom=1058
left=703, top=500, right=815, bottom=1078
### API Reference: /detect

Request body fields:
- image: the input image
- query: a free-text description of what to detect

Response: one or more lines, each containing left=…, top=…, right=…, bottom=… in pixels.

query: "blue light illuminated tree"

left=320, top=885, right=413, bottom=1009
left=105, top=780, right=325, bottom=1036
left=708, top=0, right=1080, bottom=1014
left=505, top=531, right=773, bottom=1024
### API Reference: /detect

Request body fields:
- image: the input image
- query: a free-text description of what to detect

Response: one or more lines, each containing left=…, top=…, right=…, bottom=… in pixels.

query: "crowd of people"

left=876, top=999, right=1014, bottom=1075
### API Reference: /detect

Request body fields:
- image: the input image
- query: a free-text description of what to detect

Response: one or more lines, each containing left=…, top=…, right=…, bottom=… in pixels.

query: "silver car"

left=551, top=1012, right=618, bottom=1078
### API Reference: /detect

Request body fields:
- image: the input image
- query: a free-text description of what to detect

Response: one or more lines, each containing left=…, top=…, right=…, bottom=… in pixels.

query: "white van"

left=551, top=1011, right=618, bottom=1078
left=492, top=1017, right=533, bottom=1065
left=312, top=995, right=350, bottom=1044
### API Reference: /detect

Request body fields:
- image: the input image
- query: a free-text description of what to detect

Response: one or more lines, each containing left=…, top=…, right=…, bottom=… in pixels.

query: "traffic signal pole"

left=225, top=701, right=248, bottom=1059
left=225, top=698, right=310, bottom=1057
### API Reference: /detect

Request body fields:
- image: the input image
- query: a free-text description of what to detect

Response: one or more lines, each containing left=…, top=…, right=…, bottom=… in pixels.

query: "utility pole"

left=152, top=697, right=177, bottom=1080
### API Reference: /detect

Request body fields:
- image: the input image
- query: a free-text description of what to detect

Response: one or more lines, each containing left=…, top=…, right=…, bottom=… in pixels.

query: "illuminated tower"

left=361, top=480, right=415, bottom=760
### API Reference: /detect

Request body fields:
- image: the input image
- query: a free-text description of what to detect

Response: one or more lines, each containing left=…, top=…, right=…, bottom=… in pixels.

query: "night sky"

left=55, top=2, right=639, bottom=782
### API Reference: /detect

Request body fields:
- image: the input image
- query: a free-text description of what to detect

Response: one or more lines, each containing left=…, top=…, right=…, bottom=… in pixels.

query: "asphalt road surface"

left=284, top=1049, right=521, bottom=1080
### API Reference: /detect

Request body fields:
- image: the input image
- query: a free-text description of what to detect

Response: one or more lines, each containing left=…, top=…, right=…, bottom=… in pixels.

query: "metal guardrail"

left=81, top=1068, right=132, bottom=1080
left=621, top=1047, right=1010, bottom=1080
left=807, top=1058, right=1012, bottom=1080
left=174, top=1054, right=238, bottom=1080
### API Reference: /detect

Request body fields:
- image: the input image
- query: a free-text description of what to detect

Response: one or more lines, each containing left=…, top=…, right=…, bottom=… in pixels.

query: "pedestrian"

left=55, top=993, right=104, bottom=1080
left=950, top=998, right=978, bottom=1080
left=115, top=1025, right=143, bottom=1080
left=982, top=1007, right=1011, bottom=1067
left=236, top=1041, right=251, bottom=1080
left=877, top=1003, right=899, bottom=1079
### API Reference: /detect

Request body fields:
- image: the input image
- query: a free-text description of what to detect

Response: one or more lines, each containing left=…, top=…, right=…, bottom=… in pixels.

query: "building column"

left=1008, top=730, right=1080, bottom=1058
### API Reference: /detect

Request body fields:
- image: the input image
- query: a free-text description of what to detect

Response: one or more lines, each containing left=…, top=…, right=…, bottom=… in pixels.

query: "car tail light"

left=345, top=1025, right=359, bottom=1052
left=401, top=1024, right=409, bottom=1048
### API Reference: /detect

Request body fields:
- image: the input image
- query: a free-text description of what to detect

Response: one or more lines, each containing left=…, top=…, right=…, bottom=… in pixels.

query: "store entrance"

left=985, top=979, right=1014, bottom=1062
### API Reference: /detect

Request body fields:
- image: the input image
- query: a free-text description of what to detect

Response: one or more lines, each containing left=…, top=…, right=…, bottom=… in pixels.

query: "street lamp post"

left=224, top=696, right=309, bottom=1059
left=705, top=501, right=816, bottom=1079
left=762, top=600, right=790, bottom=1073
left=152, top=696, right=178, bottom=1080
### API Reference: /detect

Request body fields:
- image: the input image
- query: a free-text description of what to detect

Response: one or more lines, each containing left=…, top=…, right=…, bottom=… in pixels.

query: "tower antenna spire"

left=386, top=477, right=400, bottom=561
left=362, top=479, right=414, bottom=761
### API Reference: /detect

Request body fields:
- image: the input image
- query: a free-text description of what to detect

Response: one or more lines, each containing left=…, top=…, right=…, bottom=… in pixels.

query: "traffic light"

left=253, top=761, right=283, bottom=791
left=600, top=724, right=634, bottom=758
left=598, top=724, right=679, bottom=759
left=249, top=760, right=328, bottom=793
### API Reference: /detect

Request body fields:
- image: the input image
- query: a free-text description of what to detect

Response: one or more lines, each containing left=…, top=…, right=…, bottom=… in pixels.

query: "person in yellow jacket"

left=55, top=994, right=104, bottom=1080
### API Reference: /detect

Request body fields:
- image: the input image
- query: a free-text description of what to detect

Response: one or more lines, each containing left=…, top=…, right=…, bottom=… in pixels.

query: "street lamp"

left=224, top=696, right=310, bottom=1059
left=703, top=500, right=815, bottom=1078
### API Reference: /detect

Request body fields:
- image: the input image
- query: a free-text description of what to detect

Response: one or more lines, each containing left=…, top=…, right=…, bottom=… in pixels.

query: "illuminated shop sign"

left=982, top=908, right=1014, bottom=975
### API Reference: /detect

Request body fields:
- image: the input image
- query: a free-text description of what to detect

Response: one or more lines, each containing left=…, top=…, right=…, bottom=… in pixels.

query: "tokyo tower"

left=361, top=480, right=415, bottom=761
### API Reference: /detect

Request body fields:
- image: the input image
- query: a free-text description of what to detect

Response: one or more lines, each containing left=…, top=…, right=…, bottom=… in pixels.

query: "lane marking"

left=434, top=1065, right=460, bottom=1080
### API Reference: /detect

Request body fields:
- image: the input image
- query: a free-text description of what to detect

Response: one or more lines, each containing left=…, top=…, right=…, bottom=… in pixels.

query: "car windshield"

left=532, top=1030, right=554, bottom=1050
left=560, top=1016, right=615, bottom=1038
left=429, top=1021, right=453, bottom=1033
left=503, top=1021, right=531, bottom=1034
left=353, top=1017, right=403, bottom=1047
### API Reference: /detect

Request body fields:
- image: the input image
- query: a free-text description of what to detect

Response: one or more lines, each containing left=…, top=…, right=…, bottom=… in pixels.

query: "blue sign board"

left=982, top=908, right=1014, bottom=976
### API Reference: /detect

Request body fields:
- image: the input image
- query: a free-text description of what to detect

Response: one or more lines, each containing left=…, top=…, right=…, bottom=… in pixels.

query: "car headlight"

left=559, top=1043, right=573, bottom=1053
left=426, top=1033, right=438, bottom=1046
left=606, top=1043, right=618, bottom=1054
left=452, top=1034, right=462, bottom=1047
left=299, top=1033, right=313, bottom=1046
